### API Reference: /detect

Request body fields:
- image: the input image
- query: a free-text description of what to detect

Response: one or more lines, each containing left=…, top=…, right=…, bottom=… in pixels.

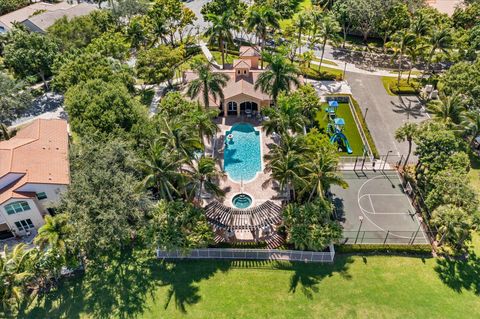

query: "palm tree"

left=461, top=110, right=480, bottom=146
left=388, top=30, right=416, bottom=85
left=185, top=156, right=225, bottom=202
left=424, top=27, right=452, bottom=75
left=426, top=92, right=465, bottom=128
left=0, top=244, right=32, bottom=312
left=300, top=50, right=314, bottom=68
left=302, top=150, right=347, bottom=201
left=246, top=5, right=280, bottom=69
left=293, top=12, right=310, bottom=55
left=254, top=52, right=300, bottom=105
left=205, top=12, right=236, bottom=69
left=34, top=214, right=73, bottom=256
left=157, top=117, right=203, bottom=160
left=139, top=141, right=183, bottom=201
left=189, top=104, right=219, bottom=146
left=186, top=61, right=229, bottom=109
left=313, top=13, right=341, bottom=71
left=261, top=95, right=308, bottom=136
left=405, top=42, right=427, bottom=83
left=395, top=122, right=418, bottom=169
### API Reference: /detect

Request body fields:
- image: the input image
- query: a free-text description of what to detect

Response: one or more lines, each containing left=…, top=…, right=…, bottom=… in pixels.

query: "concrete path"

left=346, top=72, right=429, bottom=158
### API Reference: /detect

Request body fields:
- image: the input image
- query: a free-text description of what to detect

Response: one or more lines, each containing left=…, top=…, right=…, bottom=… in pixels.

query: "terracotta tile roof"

left=239, top=46, right=260, bottom=57
left=0, top=119, right=69, bottom=204
left=233, top=59, right=251, bottom=69
left=426, top=0, right=463, bottom=16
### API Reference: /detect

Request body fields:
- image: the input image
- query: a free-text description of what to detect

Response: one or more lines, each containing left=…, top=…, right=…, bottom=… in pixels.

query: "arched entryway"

left=239, top=101, right=258, bottom=115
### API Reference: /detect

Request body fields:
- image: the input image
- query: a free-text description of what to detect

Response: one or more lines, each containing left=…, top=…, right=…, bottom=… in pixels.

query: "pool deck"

left=203, top=117, right=284, bottom=208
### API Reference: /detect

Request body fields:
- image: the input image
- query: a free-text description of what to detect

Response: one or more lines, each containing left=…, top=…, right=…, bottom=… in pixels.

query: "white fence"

left=156, top=244, right=335, bottom=263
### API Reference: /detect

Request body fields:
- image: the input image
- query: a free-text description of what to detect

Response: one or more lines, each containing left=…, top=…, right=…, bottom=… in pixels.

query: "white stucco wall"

left=15, top=183, right=67, bottom=209
left=0, top=198, right=45, bottom=236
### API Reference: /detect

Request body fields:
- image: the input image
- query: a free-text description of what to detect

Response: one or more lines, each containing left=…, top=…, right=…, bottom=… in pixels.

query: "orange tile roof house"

left=0, top=119, right=69, bottom=239
left=184, top=46, right=273, bottom=116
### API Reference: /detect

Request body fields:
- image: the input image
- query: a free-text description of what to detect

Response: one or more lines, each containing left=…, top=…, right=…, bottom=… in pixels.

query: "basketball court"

left=330, top=170, right=428, bottom=244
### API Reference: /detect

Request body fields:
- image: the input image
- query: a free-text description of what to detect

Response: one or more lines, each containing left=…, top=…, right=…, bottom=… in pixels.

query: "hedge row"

left=335, top=244, right=432, bottom=255
left=300, top=66, right=341, bottom=81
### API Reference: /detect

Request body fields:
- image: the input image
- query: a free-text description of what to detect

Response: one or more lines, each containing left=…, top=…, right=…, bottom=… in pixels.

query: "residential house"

left=0, top=119, right=69, bottom=239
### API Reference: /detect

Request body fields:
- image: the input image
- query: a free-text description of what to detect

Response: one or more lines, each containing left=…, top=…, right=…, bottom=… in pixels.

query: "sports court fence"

left=156, top=245, right=335, bottom=263
left=341, top=230, right=435, bottom=245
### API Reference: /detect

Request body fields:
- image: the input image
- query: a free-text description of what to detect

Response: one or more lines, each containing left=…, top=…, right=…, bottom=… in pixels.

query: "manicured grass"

left=210, top=50, right=239, bottom=65
left=312, top=57, right=338, bottom=66
left=381, top=76, right=421, bottom=96
left=22, top=252, right=480, bottom=318
left=315, top=103, right=364, bottom=156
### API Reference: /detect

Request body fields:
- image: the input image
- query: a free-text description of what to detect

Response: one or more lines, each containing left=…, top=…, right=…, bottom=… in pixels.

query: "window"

left=15, top=219, right=34, bottom=232
left=243, top=70, right=247, bottom=75
left=237, top=70, right=240, bottom=75
left=36, top=192, right=47, bottom=200
left=4, top=201, right=31, bottom=215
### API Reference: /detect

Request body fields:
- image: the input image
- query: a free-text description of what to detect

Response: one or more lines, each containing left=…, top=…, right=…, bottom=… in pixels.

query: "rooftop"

left=0, top=119, right=70, bottom=204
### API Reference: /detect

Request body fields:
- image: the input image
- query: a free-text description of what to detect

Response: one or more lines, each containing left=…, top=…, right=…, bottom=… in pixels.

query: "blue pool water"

left=224, top=123, right=262, bottom=182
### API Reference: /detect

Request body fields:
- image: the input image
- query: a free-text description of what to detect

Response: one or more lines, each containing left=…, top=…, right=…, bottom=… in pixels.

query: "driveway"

left=346, top=72, right=429, bottom=159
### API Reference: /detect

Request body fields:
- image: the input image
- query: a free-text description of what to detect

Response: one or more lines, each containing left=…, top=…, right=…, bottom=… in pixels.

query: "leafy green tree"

left=126, top=15, right=151, bottom=49
left=189, top=104, right=220, bottom=144
left=3, top=30, right=58, bottom=88
left=246, top=5, right=280, bottom=68
left=410, top=9, right=432, bottom=37
left=85, top=32, right=130, bottom=61
left=254, top=52, right=300, bottom=105
left=0, top=73, right=32, bottom=139
left=348, top=0, right=382, bottom=43
left=452, top=2, right=480, bottom=29
left=149, top=200, right=214, bottom=253
left=156, top=117, right=203, bottom=160
left=201, top=0, right=247, bottom=21
left=405, top=41, right=427, bottom=83
left=59, top=139, right=151, bottom=260
left=426, top=169, right=478, bottom=214
left=0, top=0, right=29, bottom=15
left=205, top=12, right=236, bottom=68
left=52, top=52, right=135, bottom=93
left=47, top=10, right=116, bottom=52
left=186, top=61, right=229, bottom=109
left=438, top=58, right=480, bottom=109
left=431, top=204, right=475, bottom=250
left=332, top=0, right=357, bottom=48
left=136, top=45, right=185, bottom=85
left=377, top=3, right=410, bottom=52
left=314, top=13, right=341, bottom=70
left=395, top=122, right=418, bottom=170
left=283, top=199, right=342, bottom=251
left=112, top=0, right=149, bottom=20
left=64, top=79, right=147, bottom=138
left=426, top=92, right=465, bottom=128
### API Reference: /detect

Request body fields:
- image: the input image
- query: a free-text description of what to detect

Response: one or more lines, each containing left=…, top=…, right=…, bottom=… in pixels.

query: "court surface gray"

left=330, top=170, right=428, bottom=244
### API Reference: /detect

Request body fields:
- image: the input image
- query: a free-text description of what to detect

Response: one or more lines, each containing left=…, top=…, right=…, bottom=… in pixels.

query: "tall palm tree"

left=205, top=12, right=236, bottom=69
left=261, top=96, right=308, bottom=136
left=313, top=13, right=341, bottom=71
left=461, top=110, right=480, bottom=146
left=395, top=122, right=418, bottom=169
left=246, top=5, right=280, bottom=69
left=424, top=27, right=452, bottom=75
left=157, top=117, right=203, bottom=160
left=0, top=244, right=32, bottom=312
left=302, top=150, right=347, bottom=201
left=426, top=92, right=465, bottom=128
left=405, top=42, right=427, bottom=83
left=254, top=52, right=300, bottom=105
left=388, top=30, right=416, bottom=85
left=293, top=12, right=310, bottom=55
left=185, top=156, right=225, bottom=202
left=189, top=104, right=219, bottom=146
left=186, top=61, right=229, bottom=109
left=139, top=141, right=183, bottom=201
left=34, top=214, right=73, bottom=256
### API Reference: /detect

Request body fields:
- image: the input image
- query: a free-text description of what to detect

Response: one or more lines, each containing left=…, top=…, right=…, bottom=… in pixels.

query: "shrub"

left=335, top=244, right=432, bottom=255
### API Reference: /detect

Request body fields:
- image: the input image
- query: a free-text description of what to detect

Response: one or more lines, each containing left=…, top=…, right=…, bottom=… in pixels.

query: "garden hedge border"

left=335, top=244, right=432, bottom=255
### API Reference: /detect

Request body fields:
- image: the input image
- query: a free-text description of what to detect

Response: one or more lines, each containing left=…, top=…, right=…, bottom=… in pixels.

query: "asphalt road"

left=346, top=72, right=428, bottom=159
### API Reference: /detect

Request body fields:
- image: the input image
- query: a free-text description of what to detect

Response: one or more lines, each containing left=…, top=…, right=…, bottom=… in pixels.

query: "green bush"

left=211, top=242, right=269, bottom=249
left=335, top=244, right=432, bottom=255
left=381, top=77, right=421, bottom=96
left=300, top=66, right=341, bottom=81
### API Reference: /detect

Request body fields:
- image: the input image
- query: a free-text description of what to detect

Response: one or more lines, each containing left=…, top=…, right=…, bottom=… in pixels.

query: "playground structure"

left=326, top=101, right=353, bottom=154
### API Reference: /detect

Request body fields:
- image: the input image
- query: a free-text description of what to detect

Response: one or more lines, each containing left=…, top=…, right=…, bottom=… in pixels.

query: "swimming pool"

left=224, top=123, right=262, bottom=182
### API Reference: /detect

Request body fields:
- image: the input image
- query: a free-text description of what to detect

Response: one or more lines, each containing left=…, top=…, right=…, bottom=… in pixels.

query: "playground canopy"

left=328, top=100, right=339, bottom=107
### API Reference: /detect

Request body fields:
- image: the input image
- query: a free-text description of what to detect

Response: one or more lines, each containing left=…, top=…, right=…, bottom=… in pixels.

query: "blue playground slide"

left=330, top=132, right=353, bottom=154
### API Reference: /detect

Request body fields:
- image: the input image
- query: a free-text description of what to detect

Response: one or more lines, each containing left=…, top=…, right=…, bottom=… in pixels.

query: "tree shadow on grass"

left=434, top=251, right=480, bottom=295
left=272, top=256, right=354, bottom=299
left=20, top=250, right=232, bottom=318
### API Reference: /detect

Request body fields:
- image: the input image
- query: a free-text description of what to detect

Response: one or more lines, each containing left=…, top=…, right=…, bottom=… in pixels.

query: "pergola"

left=205, top=200, right=282, bottom=232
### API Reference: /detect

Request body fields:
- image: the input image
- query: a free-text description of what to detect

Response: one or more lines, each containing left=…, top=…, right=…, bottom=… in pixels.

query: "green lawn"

left=211, top=51, right=239, bottom=65
left=21, top=251, right=480, bottom=318
left=381, top=76, right=421, bottom=96
left=315, top=103, right=364, bottom=156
